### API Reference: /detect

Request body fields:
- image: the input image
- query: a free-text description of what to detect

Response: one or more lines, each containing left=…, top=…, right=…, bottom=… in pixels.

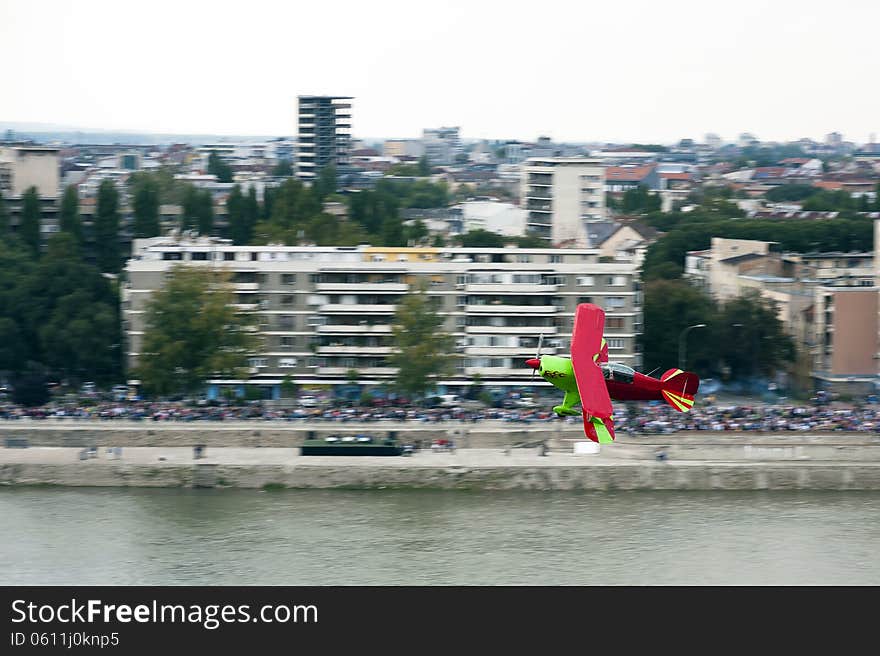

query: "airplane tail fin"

left=660, top=368, right=700, bottom=413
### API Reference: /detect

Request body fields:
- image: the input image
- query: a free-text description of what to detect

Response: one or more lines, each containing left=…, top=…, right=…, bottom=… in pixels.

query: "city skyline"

left=2, top=0, right=878, bottom=144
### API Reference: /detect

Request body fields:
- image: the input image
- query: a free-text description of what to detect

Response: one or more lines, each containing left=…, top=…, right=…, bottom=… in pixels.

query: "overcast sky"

left=2, top=0, right=878, bottom=144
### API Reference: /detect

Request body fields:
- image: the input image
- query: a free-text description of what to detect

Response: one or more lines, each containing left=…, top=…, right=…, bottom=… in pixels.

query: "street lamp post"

left=678, top=324, right=706, bottom=370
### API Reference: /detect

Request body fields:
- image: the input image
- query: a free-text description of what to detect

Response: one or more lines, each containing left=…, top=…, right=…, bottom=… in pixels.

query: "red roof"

left=605, top=165, right=656, bottom=181
left=812, top=180, right=845, bottom=191
left=659, top=172, right=692, bottom=180
left=781, top=158, right=810, bottom=165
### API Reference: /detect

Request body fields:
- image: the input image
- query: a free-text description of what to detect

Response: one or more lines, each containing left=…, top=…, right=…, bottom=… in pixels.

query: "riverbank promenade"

left=2, top=426, right=880, bottom=490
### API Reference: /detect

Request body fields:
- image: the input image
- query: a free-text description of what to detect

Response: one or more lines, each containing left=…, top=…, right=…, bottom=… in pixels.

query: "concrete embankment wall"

left=0, top=424, right=549, bottom=448
left=3, top=462, right=880, bottom=491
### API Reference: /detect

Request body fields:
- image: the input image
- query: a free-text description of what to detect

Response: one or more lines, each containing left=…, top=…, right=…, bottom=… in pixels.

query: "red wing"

left=570, top=304, right=613, bottom=419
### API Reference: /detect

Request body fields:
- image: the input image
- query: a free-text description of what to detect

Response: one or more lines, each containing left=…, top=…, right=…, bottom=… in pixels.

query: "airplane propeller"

left=529, top=333, right=544, bottom=378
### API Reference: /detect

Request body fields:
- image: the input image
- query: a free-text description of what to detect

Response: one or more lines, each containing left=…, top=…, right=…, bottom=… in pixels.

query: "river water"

left=2, top=488, right=879, bottom=585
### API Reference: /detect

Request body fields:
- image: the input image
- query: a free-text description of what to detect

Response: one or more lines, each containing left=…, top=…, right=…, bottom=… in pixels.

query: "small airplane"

left=525, top=303, right=700, bottom=444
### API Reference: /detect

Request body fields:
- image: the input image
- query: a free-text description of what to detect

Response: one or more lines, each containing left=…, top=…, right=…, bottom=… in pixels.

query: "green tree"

left=132, top=176, right=161, bottom=238
left=713, top=292, right=795, bottom=379
left=0, top=190, right=8, bottom=235
left=417, top=155, right=430, bottom=176
left=181, top=184, right=199, bottom=231
left=272, top=160, right=293, bottom=177
left=94, top=180, right=121, bottom=273
left=764, top=184, right=817, bottom=203
left=226, top=184, right=247, bottom=244
left=20, top=186, right=41, bottom=257
left=280, top=373, right=298, bottom=399
left=244, top=186, right=260, bottom=241
left=32, top=234, right=121, bottom=384
left=403, top=220, right=428, bottom=245
left=11, top=364, right=50, bottom=407
left=642, top=279, right=715, bottom=373
left=388, top=281, right=454, bottom=399
left=458, top=229, right=505, bottom=248
left=314, top=165, right=337, bottom=200
left=59, top=185, right=83, bottom=247
left=196, top=189, right=214, bottom=235
left=620, top=185, right=661, bottom=214
left=514, top=234, right=549, bottom=248
left=380, top=215, right=405, bottom=246
left=0, top=239, right=34, bottom=374
left=135, top=266, right=259, bottom=396
left=207, top=151, right=233, bottom=182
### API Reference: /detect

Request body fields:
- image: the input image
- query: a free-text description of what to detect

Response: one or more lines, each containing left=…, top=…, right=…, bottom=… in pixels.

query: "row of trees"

left=1, top=182, right=127, bottom=274
left=642, top=281, right=794, bottom=381
left=0, top=232, right=122, bottom=404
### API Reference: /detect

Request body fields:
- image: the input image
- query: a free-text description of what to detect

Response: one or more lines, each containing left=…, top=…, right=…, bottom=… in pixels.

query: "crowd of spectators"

left=1, top=397, right=879, bottom=433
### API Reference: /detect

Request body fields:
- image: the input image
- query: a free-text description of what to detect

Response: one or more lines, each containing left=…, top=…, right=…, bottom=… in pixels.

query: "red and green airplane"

left=525, top=303, right=700, bottom=444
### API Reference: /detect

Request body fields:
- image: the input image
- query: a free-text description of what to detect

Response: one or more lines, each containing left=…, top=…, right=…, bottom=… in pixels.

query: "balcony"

left=524, top=188, right=552, bottom=200
left=463, top=346, right=556, bottom=356
left=465, top=284, right=558, bottom=293
left=315, top=282, right=408, bottom=293
left=465, top=305, right=557, bottom=314
left=232, top=303, right=259, bottom=311
left=234, top=282, right=260, bottom=291
left=465, top=325, right=557, bottom=335
left=317, top=346, right=395, bottom=355
left=526, top=203, right=551, bottom=212
left=317, top=324, right=392, bottom=334
left=319, top=304, right=398, bottom=314
left=316, top=367, right=397, bottom=376
left=464, top=367, right=535, bottom=377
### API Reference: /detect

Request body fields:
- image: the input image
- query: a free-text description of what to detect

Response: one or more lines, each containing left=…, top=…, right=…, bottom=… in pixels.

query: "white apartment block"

left=0, top=146, right=60, bottom=198
left=124, top=236, right=642, bottom=400
left=520, top=158, right=606, bottom=247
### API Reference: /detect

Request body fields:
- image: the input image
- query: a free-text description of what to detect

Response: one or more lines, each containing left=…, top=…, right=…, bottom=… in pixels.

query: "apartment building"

left=0, top=146, right=60, bottom=198
left=124, top=236, right=642, bottom=399
left=296, top=96, right=353, bottom=181
left=383, top=139, right=424, bottom=159
left=422, top=127, right=461, bottom=166
left=684, top=235, right=878, bottom=394
left=520, top=158, right=606, bottom=247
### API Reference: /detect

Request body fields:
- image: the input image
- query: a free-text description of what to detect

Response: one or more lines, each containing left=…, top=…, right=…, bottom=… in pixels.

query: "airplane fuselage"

left=533, top=356, right=665, bottom=408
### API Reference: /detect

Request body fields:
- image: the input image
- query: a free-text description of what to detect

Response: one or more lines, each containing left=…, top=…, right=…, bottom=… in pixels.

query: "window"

left=282, top=274, right=296, bottom=285
left=577, top=276, right=595, bottom=287
left=279, top=358, right=297, bottom=368
left=549, top=255, right=562, bottom=263
left=279, top=315, right=294, bottom=330
left=456, top=296, right=468, bottom=307
left=191, top=252, right=209, bottom=261
left=612, top=276, right=627, bottom=286
left=607, top=338, right=625, bottom=349
left=162, top=252, right=183, bottom=261
left=456, top=316, right=467, bottom=326
left=281, top=295, right=294, bottom=306
left=606, top=317, right=625, bottom=329
left=281, top=336, right=295, bottom=349
left=248, top=358, right=268, bottom=368
left=578, top=296, right=593, bottom=304
left=516, top=254, right=532, bottom=263
left=250, top=252, right=258, bottom=261
left=223, top=252, right=235, bottom=261
left=605, top=297, right=626, bottom=309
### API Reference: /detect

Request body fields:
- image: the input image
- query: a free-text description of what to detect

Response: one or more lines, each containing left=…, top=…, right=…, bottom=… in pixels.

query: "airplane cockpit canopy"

left=601, top=362, right=635, bottom=384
